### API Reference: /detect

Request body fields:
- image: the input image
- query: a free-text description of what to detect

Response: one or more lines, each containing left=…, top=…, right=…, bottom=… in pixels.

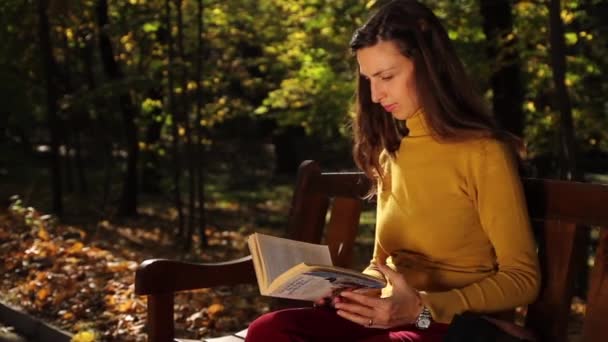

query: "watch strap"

left=414, top=306, right=433, bottom=329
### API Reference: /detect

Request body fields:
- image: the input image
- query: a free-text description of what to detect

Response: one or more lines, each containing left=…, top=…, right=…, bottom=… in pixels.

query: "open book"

left=247, top=233, right=386, bottom=301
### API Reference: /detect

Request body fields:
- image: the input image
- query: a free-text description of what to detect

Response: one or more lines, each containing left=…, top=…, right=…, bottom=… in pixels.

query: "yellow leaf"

left=118, top=300, right=134, bottom=313
left=37, top=288, right=50, bottom=301
left=54, top=292, right=67, bottom=305
left=67, top=242, right=84, bottom=254
left=38, top=228, right=50, bottom=241
left=71, top=330, right=97, bottom=342
left=107, top=261, right=130, bottom=273
left=208, top=303, right=224, bottom=316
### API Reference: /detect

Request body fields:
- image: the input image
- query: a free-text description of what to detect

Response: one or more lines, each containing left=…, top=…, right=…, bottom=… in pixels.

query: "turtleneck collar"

left=405, top=108, right=430, bottom=137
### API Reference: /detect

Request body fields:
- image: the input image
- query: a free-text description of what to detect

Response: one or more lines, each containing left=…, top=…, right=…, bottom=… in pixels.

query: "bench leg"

left=148, top=293, right=174, bottom=342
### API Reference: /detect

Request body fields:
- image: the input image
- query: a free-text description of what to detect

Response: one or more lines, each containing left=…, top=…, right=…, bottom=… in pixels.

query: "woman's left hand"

left=334, top=263, right=424, bottom=329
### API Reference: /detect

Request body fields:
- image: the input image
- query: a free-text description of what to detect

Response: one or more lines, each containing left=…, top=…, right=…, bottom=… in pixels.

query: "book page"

left=255, top=234, right=332, bottom=285
left=270, top=273, right=336, bottom=301
left=269, top=265, right=385, bottom=301
left=247, top=236, right=268, bottom=290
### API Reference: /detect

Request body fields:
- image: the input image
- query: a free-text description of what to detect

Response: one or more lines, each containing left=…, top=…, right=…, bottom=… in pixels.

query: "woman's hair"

left=350, top=0, right=512, bottom=188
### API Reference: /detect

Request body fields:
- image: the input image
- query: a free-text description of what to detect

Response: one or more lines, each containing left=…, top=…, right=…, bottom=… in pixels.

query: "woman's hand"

left=314, top=287, right=381, bottom=308
left=333, top=263, right=424, bottom=329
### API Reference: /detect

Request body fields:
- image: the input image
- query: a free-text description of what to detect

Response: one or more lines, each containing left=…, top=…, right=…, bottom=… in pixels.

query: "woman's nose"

left=370, top=82, right=384, bottom=103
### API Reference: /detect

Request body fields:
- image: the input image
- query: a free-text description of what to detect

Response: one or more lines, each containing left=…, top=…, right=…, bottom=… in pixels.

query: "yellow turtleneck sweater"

left=363, top=110, right=540, bottom=324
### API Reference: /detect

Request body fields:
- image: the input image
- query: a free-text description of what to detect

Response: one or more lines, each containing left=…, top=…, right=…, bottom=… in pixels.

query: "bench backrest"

left=290, top=160, right=608, bottom=342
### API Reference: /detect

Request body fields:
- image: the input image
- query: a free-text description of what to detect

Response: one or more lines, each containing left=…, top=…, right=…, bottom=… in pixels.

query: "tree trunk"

left=64, top=136, right=75, bottom=193
left=74, top=132, right=88, bottom=194
left=141, top=89, right=163, bottom=194
left=37, top=0, right=63, bottom=216
left=549, top=0, right=578, bottom=180
left=60, top=21, right=88, bottom=195
left=81, top=30, right=111, bottom=207
left=196, top=0, right=208, bottom=247
left=165, top=0, right=185, bottom=239
left=59, top=22, right=75, bottom=195
left=549, top=0, right=588, bottom=301
left=96, top=0, right=139, bottom=216
left=480, top=0, right=525, bottom=137
left=141, top=17, right=166, bottom=194
left=175, top=0, right=196, bottom=250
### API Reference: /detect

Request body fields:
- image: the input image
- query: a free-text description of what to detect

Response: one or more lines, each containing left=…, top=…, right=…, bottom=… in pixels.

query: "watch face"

left=417, top=317, right=431, bottom=329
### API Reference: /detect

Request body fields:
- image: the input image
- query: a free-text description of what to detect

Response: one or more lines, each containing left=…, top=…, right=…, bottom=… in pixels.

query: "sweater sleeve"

left=419, top=140, right=541, bottom=323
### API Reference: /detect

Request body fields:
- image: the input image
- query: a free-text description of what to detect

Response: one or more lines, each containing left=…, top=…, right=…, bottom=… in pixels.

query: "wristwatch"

left=414, top=306, right=433, bottom=329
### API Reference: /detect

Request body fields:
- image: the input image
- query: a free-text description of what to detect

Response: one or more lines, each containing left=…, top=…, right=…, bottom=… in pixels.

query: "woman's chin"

left=394, top=109, right=421, bottom=121
left=391, top=112, right=410, bottom=121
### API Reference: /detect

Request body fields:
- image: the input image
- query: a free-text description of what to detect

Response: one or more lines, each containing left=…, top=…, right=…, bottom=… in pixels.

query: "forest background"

left=0, top=0, right=607, bottom=341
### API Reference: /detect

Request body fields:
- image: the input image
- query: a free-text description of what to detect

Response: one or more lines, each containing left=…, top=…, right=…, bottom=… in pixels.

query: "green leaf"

left=142, top=21, right=159, bottom=33
left=565, top=32, right=578, bottom=45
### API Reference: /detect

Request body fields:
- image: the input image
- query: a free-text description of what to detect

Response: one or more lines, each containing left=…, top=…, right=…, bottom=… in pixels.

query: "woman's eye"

left=381, top=75, right=393, bottom=81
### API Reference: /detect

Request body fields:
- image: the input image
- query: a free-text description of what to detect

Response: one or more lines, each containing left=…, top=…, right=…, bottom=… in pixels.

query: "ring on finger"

left=368, top=318, right=374, bottom=327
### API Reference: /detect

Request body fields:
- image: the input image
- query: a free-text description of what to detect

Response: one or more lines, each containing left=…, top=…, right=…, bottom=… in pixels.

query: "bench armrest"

left=134, top=255, right=257, bottom=295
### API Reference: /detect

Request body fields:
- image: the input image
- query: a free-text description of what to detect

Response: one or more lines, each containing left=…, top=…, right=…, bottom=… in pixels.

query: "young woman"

left=245, top=1, right=540, bottom=341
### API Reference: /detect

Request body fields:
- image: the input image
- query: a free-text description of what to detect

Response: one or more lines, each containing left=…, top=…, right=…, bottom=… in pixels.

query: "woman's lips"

left=383, top=104, right=397, bottom=112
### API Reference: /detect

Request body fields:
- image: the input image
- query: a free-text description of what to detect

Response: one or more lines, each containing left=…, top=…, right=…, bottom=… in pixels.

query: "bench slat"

left=583, top=228, right=608, bottom=342
left=313, top=172, right=370, bottom=198
left=325, top=197, right=363, bottom=268
left=287, top=161, right=330, bottom=244
left=525, top=221, right=586, bottom=342
left=524, top=179, right=608, bottom=226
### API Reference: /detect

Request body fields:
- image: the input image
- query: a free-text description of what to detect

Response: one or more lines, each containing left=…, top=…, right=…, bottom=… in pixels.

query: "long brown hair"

left=350, top=0, right=512, bottom=189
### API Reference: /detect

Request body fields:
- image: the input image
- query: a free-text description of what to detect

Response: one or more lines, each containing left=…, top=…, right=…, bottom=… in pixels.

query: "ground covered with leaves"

left=0, top=197, right=279, bottom=341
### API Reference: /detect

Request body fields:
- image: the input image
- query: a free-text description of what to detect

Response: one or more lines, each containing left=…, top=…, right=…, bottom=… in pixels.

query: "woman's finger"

left=375, top=263, right=405, bottom=286
left=335, top=309, right=378, bottom=328
left=352, top=287, right=382, bottom=297
left=333, top=300, right=375, bottom=318
left=339, top=291, right=381, bottom=307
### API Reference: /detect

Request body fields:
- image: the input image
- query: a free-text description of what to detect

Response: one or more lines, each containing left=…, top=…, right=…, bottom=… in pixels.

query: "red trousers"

left=245, top=307, right=449, bottom=342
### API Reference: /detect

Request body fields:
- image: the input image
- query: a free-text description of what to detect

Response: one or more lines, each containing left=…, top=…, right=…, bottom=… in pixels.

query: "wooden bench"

left=135, top=160, right=608, bottom=342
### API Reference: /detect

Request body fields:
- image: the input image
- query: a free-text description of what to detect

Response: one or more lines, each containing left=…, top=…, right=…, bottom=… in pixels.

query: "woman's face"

left=356, top=40, right=420, bottom=120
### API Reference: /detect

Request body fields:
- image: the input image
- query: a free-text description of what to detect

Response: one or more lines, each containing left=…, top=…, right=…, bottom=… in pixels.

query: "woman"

left=245, top=1, right=540, bottom=341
